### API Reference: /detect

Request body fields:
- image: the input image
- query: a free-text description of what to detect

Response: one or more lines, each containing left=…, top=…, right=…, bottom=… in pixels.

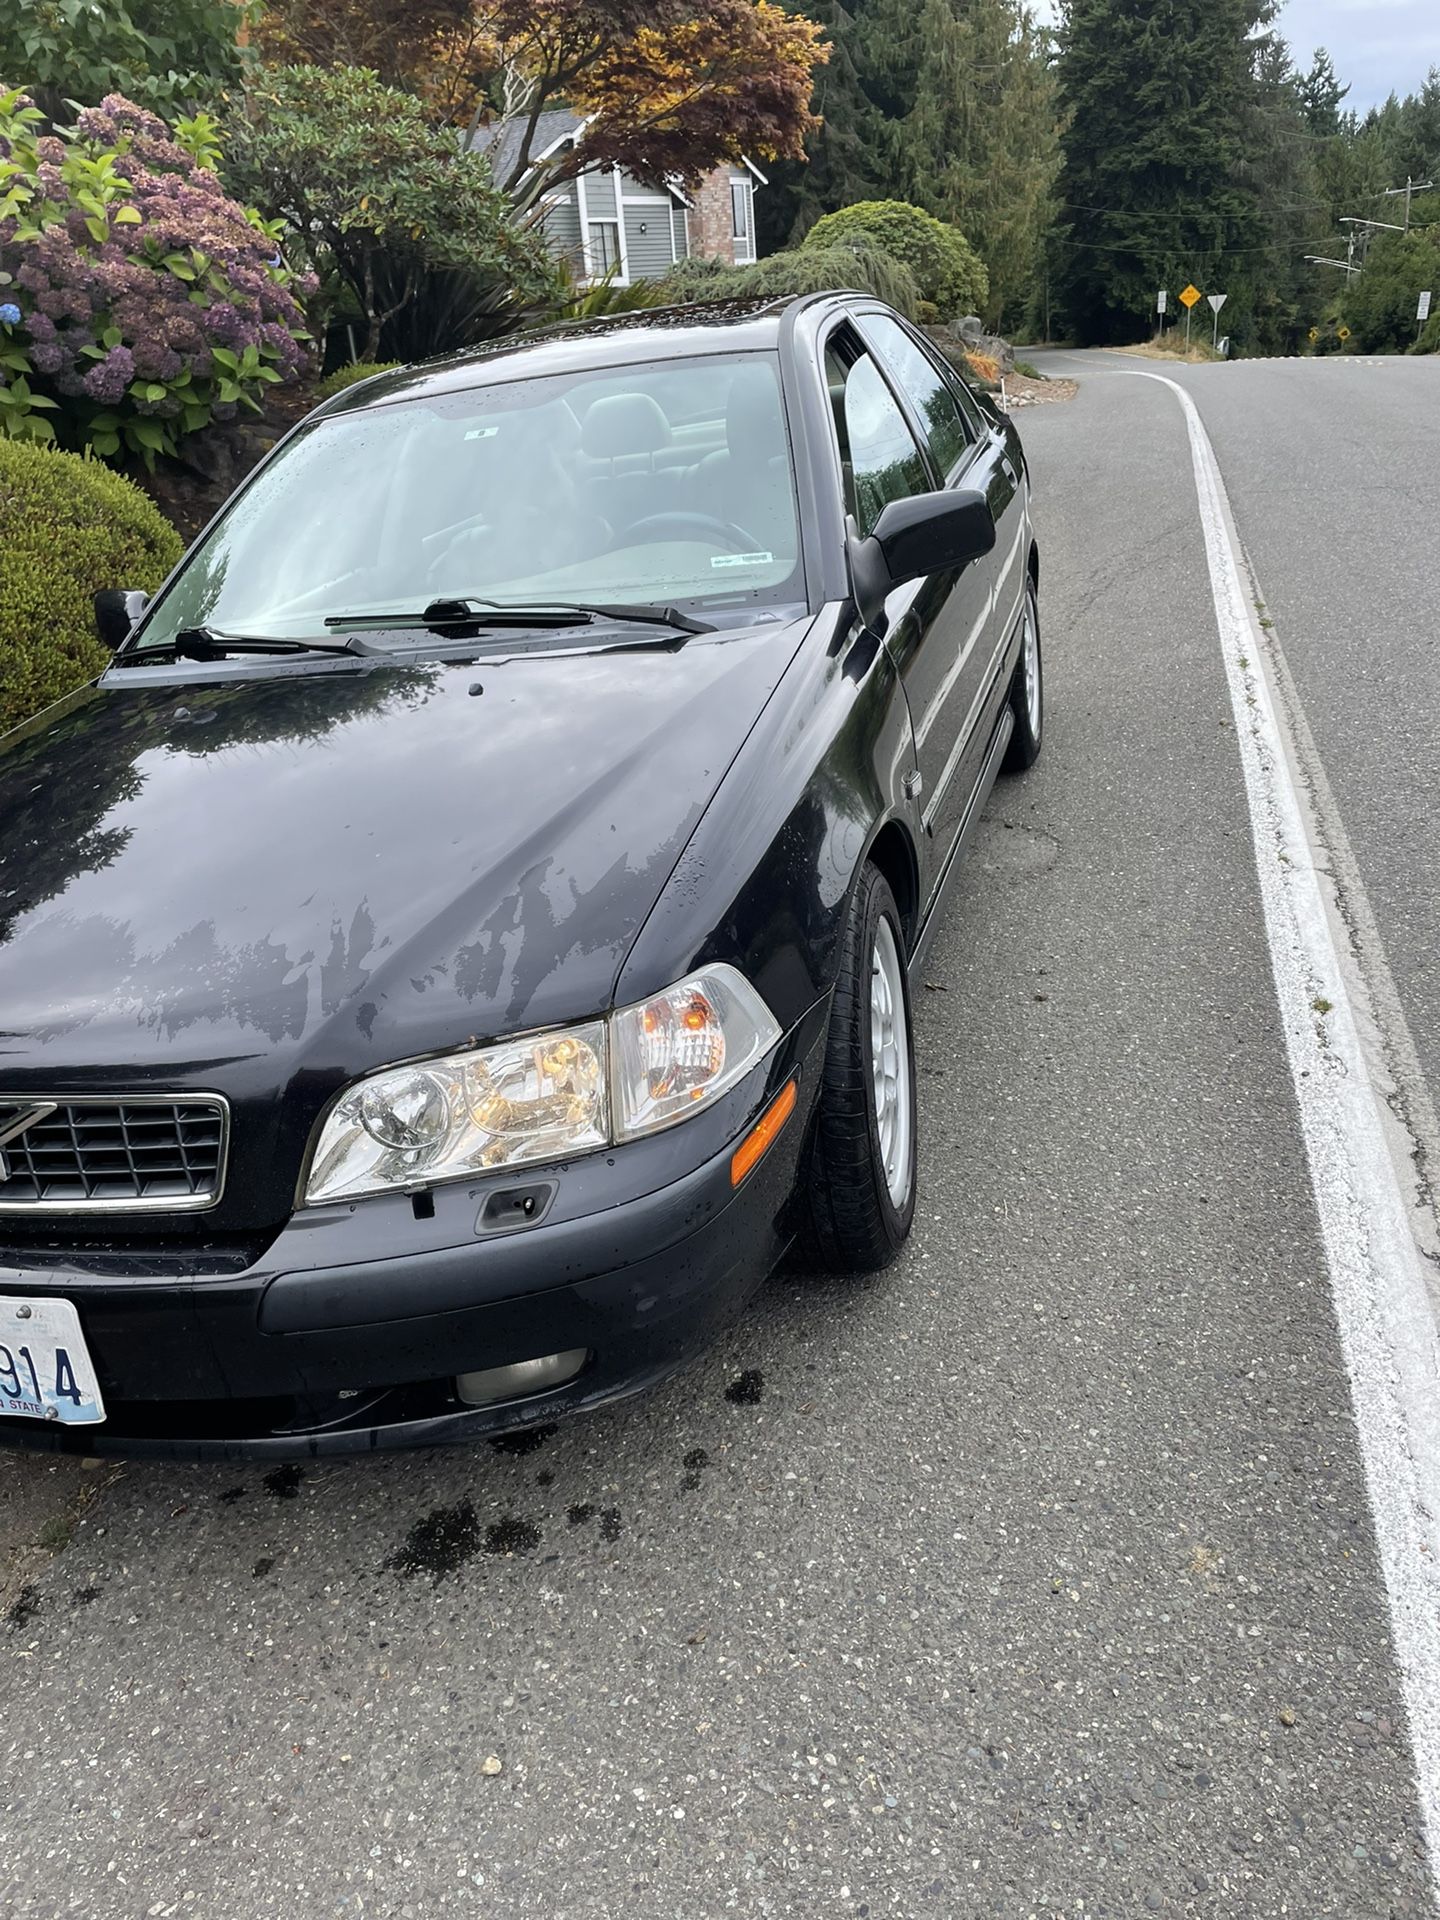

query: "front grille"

left=0, top=1097, right=228, bottom=1212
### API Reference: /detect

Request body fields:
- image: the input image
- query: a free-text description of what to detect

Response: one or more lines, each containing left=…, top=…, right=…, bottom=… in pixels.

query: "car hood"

left=0, top=620, right=808, bottom=1089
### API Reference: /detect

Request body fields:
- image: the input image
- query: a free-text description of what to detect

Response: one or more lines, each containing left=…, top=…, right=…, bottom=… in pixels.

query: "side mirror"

left=93, top=588, right=149, bottom=652
left=849, top=488, right=996, bottom=633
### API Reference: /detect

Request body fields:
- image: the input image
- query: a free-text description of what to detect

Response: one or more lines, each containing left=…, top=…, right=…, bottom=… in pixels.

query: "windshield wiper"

left=172, top=626, right=368, bottom=660
left=324, top=596, right=714, bottom=636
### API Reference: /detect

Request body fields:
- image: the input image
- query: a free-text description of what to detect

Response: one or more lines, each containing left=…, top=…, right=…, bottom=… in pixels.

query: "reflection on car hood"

left=0, top=620, right=809, bottom=1085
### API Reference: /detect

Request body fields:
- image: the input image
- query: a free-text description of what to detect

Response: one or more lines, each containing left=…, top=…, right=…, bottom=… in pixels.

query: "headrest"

left=580, top=391, right=671, bottom=459
left=726, top=364, right=785, bottom=458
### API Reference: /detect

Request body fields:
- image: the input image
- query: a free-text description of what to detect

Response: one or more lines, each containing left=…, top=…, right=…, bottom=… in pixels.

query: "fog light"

left=455, top=1348, right=588, bottom=1408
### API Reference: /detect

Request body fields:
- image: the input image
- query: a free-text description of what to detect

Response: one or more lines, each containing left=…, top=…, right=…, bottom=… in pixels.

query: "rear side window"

left=864, top=314, right=973, bottom=480
left=825, top=345, right=929, bottom=537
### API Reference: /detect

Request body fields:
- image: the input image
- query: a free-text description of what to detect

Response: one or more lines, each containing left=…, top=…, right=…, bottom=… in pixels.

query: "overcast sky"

left=1276, top=0, right=1440, bottom=110
left=1032, top=2, right=1439, bottom=114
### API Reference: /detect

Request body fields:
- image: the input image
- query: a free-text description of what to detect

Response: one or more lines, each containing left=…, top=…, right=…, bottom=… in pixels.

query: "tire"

left=1002, top=574, right=1043, bottom=772
left=801, top=863, right=917, bottom=1273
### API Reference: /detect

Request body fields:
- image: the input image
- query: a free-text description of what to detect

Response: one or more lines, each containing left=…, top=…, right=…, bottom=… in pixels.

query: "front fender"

left=615, top=603, right=918, bottom=1031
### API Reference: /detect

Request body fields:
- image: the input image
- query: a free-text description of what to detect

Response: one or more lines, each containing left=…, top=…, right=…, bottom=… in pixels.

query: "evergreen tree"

left=890, top=0, right=1061, bottom=328
left=1233, top=33, right=1321, bottom=352
left=1311, top=122, right=1388, bottom=235
left=761, top=0, right=1059, bottom=327
left=1297, top=48, right=1348, bottom=137
left=758, top=1, right=889, bottom=251
left=1054, top=0, right=1277, bottom=345
left=1361, top=70, right=1440, bottom=185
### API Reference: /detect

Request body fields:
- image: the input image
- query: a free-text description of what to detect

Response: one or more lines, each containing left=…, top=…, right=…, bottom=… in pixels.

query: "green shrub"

left=1341, top=219, right=1440, bottom=353
left=0, top=439, right=181, bottom=732
left=661, top=242, right=920, bottom=318
left=220, top=66, right=565, bottom=361
left=801, top=202, right=988, bottom=320
left=316, top=360, right=401, bottom=400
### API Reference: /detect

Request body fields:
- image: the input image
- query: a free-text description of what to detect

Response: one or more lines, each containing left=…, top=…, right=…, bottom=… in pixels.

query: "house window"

left=587, top=219, right=622, bottom=276
left=730, top=180, right=752, bottom=258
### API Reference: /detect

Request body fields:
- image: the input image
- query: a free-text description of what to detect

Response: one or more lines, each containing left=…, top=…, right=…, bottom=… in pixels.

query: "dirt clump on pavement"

left=2, top=1455, right=120, bottom=1620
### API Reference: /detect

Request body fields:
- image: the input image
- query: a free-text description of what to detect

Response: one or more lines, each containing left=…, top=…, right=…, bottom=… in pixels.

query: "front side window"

left=826, top=344, right=929, bottom=538
left=130, top=353, right=803, bottom=652
left=864, top=314, right=973, bottom=481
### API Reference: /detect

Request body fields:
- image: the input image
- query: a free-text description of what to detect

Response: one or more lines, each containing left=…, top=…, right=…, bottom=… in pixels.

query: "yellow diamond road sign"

left=1309, top=326, right=1320, bottom=341
left=1337, top=325, right=1351, bottom=341
left=1179, top=284, right=1202, bottom=310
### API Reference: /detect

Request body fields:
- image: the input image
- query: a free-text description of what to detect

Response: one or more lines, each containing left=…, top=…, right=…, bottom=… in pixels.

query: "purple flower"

left=2, top=89, right=315, bottom=442
left=81, top=344, right=135, bottom=405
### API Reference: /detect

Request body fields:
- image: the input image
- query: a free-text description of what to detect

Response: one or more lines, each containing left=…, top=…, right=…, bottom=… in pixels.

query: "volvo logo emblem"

left=0, top=1103, right=58, bottom=1184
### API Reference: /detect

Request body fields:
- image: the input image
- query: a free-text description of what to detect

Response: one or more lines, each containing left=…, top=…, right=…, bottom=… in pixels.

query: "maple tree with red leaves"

left=254, top=0, right=826, bottom=205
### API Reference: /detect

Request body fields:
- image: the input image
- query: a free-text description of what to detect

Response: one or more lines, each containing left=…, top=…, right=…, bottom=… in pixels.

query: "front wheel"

left=801, top=863, right=917, bottom=1273
left=1003, top=576, right=1043, bottom=772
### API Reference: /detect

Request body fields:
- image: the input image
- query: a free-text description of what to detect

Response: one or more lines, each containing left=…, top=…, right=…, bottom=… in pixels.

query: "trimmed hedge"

left=316, top=360, right=403, bottom=400
left=0, top=440, right=182, bottom=733
left=802, top=202, right=988, bottom=321
left=661, top=242, right=921, bottom=318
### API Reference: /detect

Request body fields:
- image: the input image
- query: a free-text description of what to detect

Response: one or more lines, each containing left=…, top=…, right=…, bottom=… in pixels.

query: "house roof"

left=467, top=108, right=581, bottom=187
left=468, top=107, right=765, bottom=199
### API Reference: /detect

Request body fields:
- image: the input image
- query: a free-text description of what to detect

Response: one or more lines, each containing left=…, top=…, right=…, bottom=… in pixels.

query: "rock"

left=947, top=315, right=1015, bottom=372
left=1278, top=1707, right=1296, bottom=1727
left=481, top=1755, right=503, bottom=1776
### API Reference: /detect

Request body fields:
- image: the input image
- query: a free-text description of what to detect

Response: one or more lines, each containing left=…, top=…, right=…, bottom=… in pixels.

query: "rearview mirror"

left=93, top=589, right=149, bottom=651
left=849, top=488, right=996, bottom=633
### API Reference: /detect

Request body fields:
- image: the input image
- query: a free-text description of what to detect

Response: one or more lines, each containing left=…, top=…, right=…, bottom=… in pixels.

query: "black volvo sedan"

left=0, top=293, right=1042, bottom=1456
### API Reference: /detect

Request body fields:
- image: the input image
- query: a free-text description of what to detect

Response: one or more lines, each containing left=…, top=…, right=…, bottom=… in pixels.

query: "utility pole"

left=1381, top=177, right=1434, bottom=230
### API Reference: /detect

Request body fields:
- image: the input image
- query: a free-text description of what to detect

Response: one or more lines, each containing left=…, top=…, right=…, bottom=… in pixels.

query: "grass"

left=34, top=1513, right=77, bottom=1554
left=1012, top=359, right=1043, bottom=380
left=1111, top=337, right=1224, bottom=365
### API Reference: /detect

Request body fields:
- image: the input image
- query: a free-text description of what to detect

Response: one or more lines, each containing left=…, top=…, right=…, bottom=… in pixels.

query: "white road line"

left=1132, top=369, right=1440, bottom=1888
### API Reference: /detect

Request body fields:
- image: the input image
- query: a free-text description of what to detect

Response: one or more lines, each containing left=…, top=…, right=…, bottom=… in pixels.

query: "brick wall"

left=689, top=169, right=736, bottom=265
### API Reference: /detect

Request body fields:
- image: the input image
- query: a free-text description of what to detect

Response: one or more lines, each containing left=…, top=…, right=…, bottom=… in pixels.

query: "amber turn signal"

left=730, top=1078, right=798, bottom=1188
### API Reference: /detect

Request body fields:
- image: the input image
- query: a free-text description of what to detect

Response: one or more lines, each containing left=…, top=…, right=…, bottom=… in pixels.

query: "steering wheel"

left=622, top=511, right=764, bottom=551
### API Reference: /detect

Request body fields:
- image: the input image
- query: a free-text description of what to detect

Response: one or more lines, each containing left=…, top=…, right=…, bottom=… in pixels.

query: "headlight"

left=305, top=1022, right=609, bottom=1205
left=303, top=965, right=780, bottom=1206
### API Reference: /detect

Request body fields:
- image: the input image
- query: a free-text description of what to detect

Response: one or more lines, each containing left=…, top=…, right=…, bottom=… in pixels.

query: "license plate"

left=0, top=1296, right=106, bottom=1425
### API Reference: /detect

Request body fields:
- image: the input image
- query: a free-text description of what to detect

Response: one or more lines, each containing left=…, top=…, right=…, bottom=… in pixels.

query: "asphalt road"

left=4, top=354, right=1439, bottom=1919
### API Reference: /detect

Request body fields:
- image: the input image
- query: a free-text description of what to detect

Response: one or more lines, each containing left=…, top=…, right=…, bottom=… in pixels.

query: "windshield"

left=131, top=352, right=803, bottom=651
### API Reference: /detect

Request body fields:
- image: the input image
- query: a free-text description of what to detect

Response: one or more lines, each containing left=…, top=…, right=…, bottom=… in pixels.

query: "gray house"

left=471, top=109, right=766, bottom=287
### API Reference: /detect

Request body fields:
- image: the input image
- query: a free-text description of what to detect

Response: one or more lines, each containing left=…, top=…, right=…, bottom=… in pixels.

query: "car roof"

left=316, top=295, right=857, bottom=415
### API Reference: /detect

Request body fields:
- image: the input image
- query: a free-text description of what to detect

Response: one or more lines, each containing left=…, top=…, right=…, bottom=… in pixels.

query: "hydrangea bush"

left=0, top=85, right=315, bottom=463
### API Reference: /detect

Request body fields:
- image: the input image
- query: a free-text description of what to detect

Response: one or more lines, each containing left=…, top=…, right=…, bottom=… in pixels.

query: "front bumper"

left=0, top=1011, right=825, bottom=1460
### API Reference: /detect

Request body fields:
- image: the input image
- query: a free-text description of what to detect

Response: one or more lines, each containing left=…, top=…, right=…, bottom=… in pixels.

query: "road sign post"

left=1207, top=291, right=1227, bottom=351
left=1420, top=289, right=1433, bottom=343
left=1156, top=288, right=1167, bottom=341
left=1179, top=283, right=1201, bottom=350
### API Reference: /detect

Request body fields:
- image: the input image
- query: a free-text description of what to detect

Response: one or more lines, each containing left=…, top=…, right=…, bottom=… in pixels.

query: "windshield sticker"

left=711, top=552, right=774, bottom=568
left=464, top=426, right=500, bottom=440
